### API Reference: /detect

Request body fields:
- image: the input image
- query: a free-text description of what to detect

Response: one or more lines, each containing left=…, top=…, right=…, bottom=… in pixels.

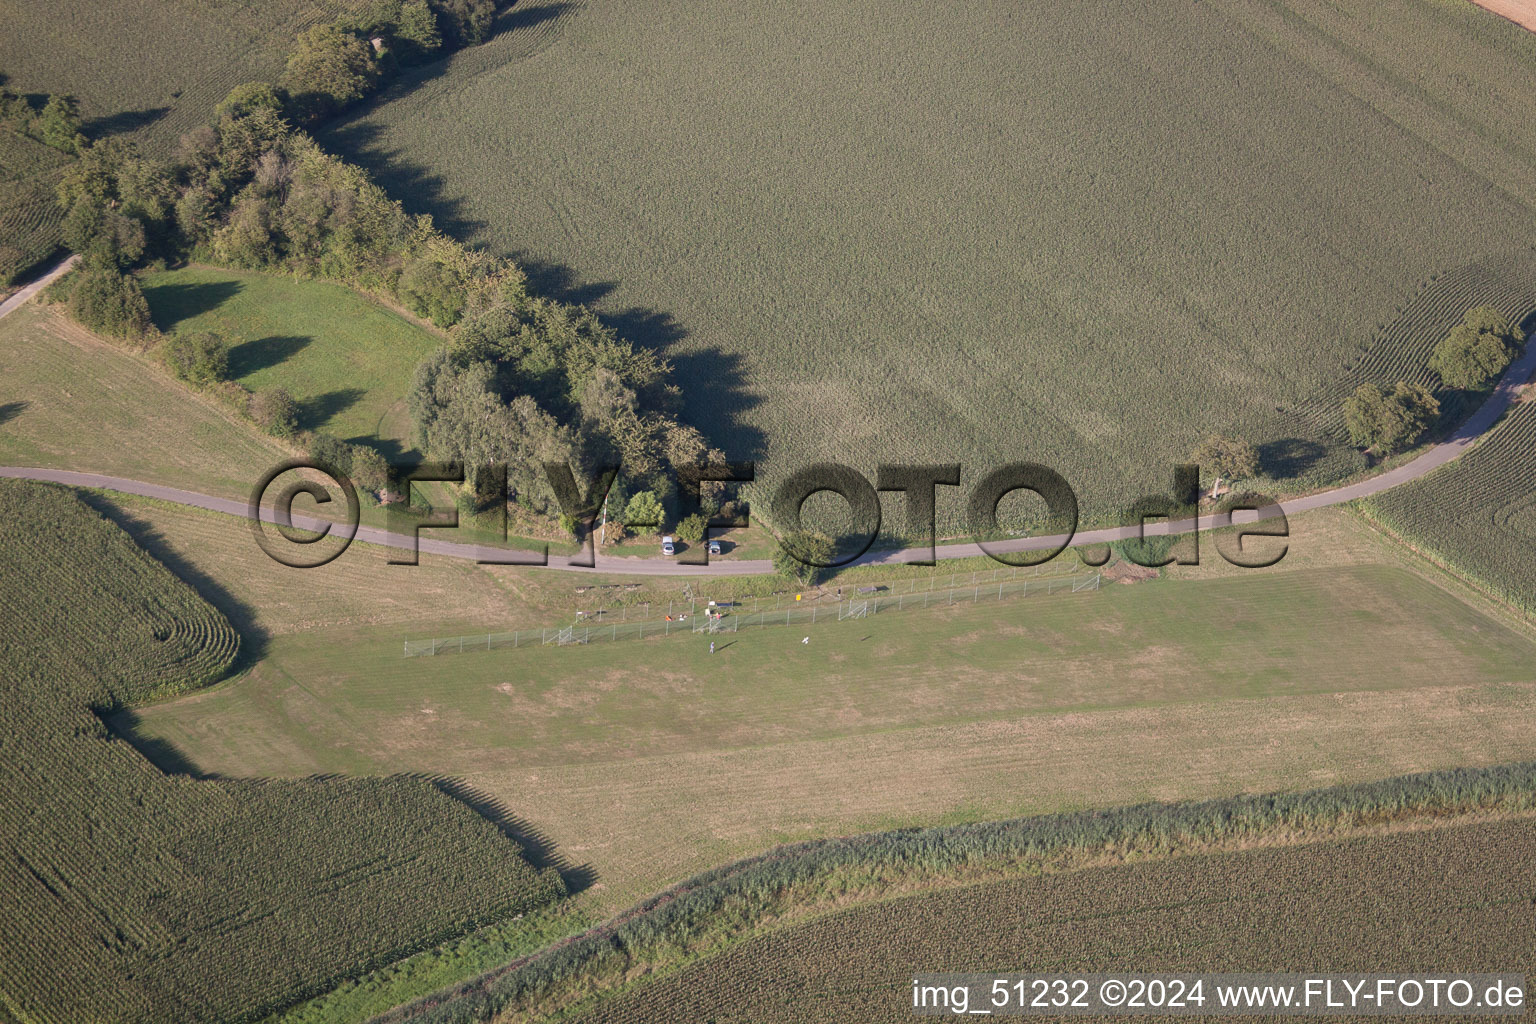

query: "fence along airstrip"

left=403, top=564, right=1104, bottom=656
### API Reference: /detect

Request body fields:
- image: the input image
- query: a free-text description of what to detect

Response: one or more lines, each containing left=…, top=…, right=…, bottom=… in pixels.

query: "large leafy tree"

left=1190, top=435, right=1259, bottom=492
left=773, top=531, right=835, bottom=586
left=279, top=25, right=381, bottom=120
left=1429, top=306, right=1524, bottom=390
left=1343, top=381, right=1440, bottom=454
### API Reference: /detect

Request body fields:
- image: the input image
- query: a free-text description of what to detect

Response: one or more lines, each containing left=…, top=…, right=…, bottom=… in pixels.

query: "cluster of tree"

left=45, top=36, right=717, bottom=526
left=0, top=78, right=85, bottom=154
left=772, top=530, right=835, bottom=584
left=155, top=328, right=387, bottom=493
left=1429, top=306, right=1524, bottom=391
left=51, top=98, right=523, bottom=335
left=253, top=0, right=500, bottom=123
left=1338, top=305, right=1523, bottom=456
left=407, top=297, right=724, bottom=522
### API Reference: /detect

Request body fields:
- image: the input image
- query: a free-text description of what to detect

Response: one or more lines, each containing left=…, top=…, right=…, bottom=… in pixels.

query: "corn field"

left=0, top=130, right=68, bottom=286
left=562, top=817, right=1536, bottom=1024
left=1362, top=399, right=1536, bottom=617
left=330, top=0, right=1536, bottom=530
left=0, top=480, right=565, bottom=1024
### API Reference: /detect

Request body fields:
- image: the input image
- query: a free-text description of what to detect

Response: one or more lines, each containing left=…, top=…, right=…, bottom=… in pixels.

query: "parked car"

left=708, top=539, right=722, bottom=556
left=661, top=535, right=675, bottom=556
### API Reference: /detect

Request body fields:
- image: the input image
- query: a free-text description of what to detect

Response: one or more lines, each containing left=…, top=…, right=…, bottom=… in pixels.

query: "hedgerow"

left=0, top=480, right=565, bottom=1024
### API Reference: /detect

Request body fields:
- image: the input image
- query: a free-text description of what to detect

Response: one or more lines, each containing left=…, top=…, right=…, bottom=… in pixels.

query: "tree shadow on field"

left=0, top=399, right=28, bottom=425
left=1258, top=437, right=1327, bottom=479
left=512, top=255, right=621, bottom=310
left=348, top=432, right=420, bottom=471
left=228, top=335, right=311, bottom=377
left=102, top=709, right=206, bottom=775
left=320, top=119, right=488, bottom=241
left=319, top=1, right=577, bottom=237
left=665, top=346, right=766, bottom=461
left=76, top=492, right=270, bottom=670
left=432, top=777, right=598, bottom=896
left=83, top=106, right=170, bottom=138
left=299, top=388, right=366, bottom=431
left=502, top=254, right=768, bottom=461
left=143, top=279, right=243, bottom=332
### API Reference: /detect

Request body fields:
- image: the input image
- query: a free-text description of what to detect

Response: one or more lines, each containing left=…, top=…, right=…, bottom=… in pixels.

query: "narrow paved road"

left=2, top=255, right=1532, bottom=575
left=0, top=255, right=78, bottom=319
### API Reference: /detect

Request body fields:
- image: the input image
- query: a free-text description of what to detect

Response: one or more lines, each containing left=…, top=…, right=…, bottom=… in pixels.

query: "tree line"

left=45, top=14, right=730, bottom=530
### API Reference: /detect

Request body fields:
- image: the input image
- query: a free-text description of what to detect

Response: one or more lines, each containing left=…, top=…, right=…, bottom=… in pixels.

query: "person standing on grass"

left=710, top=641, right=715, bottom=655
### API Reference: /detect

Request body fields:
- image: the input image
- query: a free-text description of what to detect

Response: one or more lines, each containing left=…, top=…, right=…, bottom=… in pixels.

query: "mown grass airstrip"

left=118, top=489, right=1536, bottom=914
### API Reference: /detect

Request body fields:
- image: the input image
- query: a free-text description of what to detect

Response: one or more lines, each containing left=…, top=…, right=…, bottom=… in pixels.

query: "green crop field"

left=327, top=0, right=1536, bottom=528
left=0, top=0, right=368, bottom=156
left=562, top=815, right=1536, bottom=1023
left=119, top=492, right=1536, bottom=914
left=0, top=479, right=565, bottom=1024
left=143, top=265, right=443, bottom=453
left=1364, top=398, right=1536, bottom=616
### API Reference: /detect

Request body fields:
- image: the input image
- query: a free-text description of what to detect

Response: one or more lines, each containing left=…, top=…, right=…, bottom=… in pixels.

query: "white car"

left=661, top=535, right=675, bottom=555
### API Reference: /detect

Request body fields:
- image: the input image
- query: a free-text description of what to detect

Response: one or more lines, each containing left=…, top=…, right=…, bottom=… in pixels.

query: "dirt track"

left=1471, top=0, right=1536, bottom=31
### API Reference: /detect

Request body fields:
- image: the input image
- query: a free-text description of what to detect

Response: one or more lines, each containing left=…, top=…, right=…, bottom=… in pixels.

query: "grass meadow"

left=0, top=302, right=294, bottom=497
left=328, top=0, right=1536, bottom=529
left=117, top=491, right=1536, bottom=915
left=143, top=265, right=442, bottom=454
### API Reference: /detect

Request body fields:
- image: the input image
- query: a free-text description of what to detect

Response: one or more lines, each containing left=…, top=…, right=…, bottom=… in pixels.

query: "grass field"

left=564, top=815, right=1536, bottom=1023
left=0, top=0, right=369, bottom=156
left=117, top=495, right=1536, bottom=914
left=1363, top=398, right=1536, bottom=616
left=0, top=479, right=564, bottom=1024
left=143, top=265, right=442, bottom=453
left=0, top=301, right=295, bottom=496
left=327, top=0, right=1536, bottom=529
